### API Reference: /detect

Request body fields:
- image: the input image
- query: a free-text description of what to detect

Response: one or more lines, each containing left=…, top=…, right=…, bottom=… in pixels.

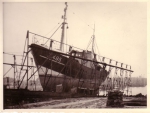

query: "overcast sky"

left=3, top=2, right=147, bottom=78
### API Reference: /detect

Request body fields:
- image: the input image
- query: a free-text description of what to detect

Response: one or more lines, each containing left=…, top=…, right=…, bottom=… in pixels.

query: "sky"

left=3, top=2, right=147, bottom=78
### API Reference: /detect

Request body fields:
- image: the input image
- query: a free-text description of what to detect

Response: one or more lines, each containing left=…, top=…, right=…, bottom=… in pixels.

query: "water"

left=131, top=85, right=147, bottom=95
left=99, top=85, right=147, bottom=96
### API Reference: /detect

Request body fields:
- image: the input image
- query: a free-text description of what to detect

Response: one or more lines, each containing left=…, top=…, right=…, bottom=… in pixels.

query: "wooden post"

left=26, top=30, right=29, bottom=90
left=13, top=55, right=16, bottom=89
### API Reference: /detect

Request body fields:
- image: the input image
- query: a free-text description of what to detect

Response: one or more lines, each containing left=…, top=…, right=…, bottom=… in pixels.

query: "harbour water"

left=131, top=85, right=147, bottom=95
left=99, top=86, right=147, bottom=96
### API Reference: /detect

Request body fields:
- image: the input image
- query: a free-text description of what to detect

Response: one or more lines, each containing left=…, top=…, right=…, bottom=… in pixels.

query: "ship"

left=29, top=3, right=111, bottom=94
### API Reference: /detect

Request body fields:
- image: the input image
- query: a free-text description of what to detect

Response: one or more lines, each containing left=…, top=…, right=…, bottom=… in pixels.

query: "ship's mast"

left=92, top=24, right=95, bottom=54
left=60, top=2, right=68, bottom=52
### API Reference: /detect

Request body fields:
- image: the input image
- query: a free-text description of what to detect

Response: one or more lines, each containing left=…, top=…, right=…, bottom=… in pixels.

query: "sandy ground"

left=15, top=97, right=107, bottom=109
left=36, top=98, right=107, bottom=109
left=8, top=97, right=146, bottom=109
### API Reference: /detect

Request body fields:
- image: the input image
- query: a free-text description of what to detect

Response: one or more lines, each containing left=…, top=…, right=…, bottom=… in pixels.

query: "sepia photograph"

left=2, top=1, right=148, bottom=110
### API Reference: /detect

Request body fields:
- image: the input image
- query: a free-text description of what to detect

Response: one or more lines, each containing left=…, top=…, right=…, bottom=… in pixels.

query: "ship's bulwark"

left=30, top=44, right=108, bottom=92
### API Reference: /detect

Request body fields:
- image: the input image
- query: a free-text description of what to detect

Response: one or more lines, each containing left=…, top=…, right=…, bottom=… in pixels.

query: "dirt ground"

left=32, top=97, right=106, bottom=109
left=11, top=97, right=106, bottom=109
left=8, top=97, right=146, bottom=109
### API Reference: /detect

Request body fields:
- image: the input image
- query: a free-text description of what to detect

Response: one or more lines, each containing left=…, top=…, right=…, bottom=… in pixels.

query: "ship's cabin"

left=69, top=50, right=102, bottom=71
left=69, top=50, right=93, bottom=59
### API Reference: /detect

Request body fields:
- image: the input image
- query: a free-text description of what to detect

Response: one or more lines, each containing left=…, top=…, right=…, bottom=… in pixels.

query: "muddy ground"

left=7, top=97, right=146, bottom=109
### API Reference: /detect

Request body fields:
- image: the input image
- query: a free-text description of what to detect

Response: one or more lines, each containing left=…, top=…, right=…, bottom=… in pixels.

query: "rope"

left=44, top=19, right=62, bottom=37
left=86, top=37, right=93, bottom=50
left=44, top=23, right=63, bottom=45
left=95, top=38, right=101, bottom=62
left=3, top=66, right=13, bottom=77
left=69, top=10, right=94, bottom=30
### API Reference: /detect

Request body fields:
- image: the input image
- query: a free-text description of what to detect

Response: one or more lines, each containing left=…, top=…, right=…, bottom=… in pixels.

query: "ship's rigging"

left=3, top=2, right=133, bottom=96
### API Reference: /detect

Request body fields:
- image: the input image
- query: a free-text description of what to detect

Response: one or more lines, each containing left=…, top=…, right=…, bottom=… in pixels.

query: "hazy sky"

left=3, top=2, right=147, bottom=78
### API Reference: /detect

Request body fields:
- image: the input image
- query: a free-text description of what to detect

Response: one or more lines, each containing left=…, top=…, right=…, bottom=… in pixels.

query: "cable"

left=69, top=10, right=94, bottom=30
left=95, top=38, right=101, bottom=62
left=44, top=19, right=62, bottom=37
left=85, top=37, right=93, bottom=50
left=44, top=23, right=62, bottom=45
left=3, top=66, right=13, bottom=77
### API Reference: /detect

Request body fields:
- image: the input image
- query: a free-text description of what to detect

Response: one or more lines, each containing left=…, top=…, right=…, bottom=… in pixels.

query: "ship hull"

left=30, top=44, right=108, bottom=93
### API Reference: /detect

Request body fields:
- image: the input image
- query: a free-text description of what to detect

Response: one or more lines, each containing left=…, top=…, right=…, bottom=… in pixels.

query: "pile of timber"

left=106, top=90, right=124, bottom=107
